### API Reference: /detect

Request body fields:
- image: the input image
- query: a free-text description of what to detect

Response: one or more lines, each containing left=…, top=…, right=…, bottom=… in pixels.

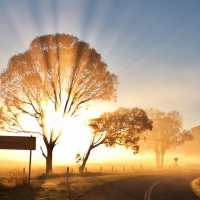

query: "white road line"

left=144, top=179, right=164, bottom=200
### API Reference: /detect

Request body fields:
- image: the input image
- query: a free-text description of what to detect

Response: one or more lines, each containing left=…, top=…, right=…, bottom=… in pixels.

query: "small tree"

left=75, top=152, right=83, bottom=167
left=0, top=34, right=118, bottom=174
left=141, top=108, right=193, bottom=169
left=78, top=107, right=152, bottom=172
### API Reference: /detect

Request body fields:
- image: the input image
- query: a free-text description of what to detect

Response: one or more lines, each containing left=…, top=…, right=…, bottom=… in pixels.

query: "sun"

left=0, top=102, right=121, bottom=167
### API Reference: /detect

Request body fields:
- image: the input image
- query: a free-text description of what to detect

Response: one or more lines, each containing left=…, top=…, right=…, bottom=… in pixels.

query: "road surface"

left=77, top=171, right=200, bottom=200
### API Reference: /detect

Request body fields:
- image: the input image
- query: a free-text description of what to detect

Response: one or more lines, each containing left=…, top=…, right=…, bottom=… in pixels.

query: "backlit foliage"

left=141, top=108, right=193, bottom=169
left=0, top=34, right=118, bottom=173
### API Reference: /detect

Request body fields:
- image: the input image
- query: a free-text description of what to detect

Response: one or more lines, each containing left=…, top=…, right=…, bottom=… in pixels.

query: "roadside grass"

left=190, top=177, right=200, bottom=198
left=33, top=170, right=143, bottom=200
left=0, top=167, right=139, bottom=200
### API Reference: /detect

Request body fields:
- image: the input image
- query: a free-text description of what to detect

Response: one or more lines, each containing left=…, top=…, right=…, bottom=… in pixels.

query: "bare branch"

left=40, top=146, right=47, bottom=159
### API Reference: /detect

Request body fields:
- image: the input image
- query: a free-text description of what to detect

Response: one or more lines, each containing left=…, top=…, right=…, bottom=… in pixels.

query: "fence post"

left=23, top=167, right=25, bottom=177
left=66, top=167, right=69, bottom=183
left=22, top=167, right=25, bottom=183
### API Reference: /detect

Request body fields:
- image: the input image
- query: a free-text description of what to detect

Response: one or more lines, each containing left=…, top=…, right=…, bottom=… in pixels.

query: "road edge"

left=190, top=177, right=200, bottom=198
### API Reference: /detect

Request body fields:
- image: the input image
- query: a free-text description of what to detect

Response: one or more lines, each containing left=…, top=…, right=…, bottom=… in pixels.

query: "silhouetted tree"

left=0, top=34, right=118, bottom=174
left=141, top=108, right=193, bottom=169
left=78, top=107, right=152, bottom=173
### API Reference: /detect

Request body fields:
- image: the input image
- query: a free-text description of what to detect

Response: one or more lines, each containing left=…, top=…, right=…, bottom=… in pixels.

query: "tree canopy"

left=0, top=33, right=118, bottom=173
left=89, top=107, right=152, bottom=148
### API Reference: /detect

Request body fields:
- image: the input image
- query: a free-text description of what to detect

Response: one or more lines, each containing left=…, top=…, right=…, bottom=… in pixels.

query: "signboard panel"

left=0, top=136, right=36, bottom=150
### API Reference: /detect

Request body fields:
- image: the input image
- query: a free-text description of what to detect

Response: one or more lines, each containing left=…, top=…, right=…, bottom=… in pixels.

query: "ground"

left=0, top=167, right=200, bottom=200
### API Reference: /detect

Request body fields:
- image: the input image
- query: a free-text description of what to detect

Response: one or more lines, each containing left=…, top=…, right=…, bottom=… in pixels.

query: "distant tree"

left=0, top=34, right=118, bottom=174
left=140, top=108, right=193, bottom=169
left=78, top=107, right=152, bottom=173
left=182, top=126, right=200, bottom=159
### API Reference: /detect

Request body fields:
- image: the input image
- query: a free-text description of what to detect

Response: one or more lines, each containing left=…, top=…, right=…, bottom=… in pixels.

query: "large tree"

left=140, top=108, right=193, bottom=169
left=78, top=107, right=152, bottom=172
left=0, top=34, right=118, bottom=174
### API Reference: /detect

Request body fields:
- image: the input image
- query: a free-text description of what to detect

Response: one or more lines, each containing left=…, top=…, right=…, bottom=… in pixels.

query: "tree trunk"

left=161, top=153, right=164, bottom=169
left=156, top=152, right=160, bottom=169
left=79, top=147, right=92, bottom=173
left=46, top=145, right=54, bottom=174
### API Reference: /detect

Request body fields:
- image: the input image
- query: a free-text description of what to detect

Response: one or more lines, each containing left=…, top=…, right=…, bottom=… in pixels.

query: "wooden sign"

left=0, top=136, right=36, bottom=150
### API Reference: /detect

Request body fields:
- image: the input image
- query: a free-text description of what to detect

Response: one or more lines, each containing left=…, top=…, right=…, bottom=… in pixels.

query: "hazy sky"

left=0, top=0, right=200, bottom=166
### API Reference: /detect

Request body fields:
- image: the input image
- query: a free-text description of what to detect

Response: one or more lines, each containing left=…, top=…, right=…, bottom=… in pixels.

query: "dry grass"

left=190, top=177, right=200, bottom=198
left=0, top=167, right=139, bottom=200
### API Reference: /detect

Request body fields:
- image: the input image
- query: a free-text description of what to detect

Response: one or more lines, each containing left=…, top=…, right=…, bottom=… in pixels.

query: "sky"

left=0, top=0, right=200, bottom=168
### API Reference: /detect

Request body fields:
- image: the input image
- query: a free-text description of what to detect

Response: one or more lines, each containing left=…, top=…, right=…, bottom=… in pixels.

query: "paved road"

left=77, top=171, right=200, bottom=200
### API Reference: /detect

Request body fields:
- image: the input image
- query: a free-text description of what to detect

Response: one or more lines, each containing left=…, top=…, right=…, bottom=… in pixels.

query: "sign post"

left=0, top=135, right=36, bottom=185
left=174, top=157, right=179, bottom=169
